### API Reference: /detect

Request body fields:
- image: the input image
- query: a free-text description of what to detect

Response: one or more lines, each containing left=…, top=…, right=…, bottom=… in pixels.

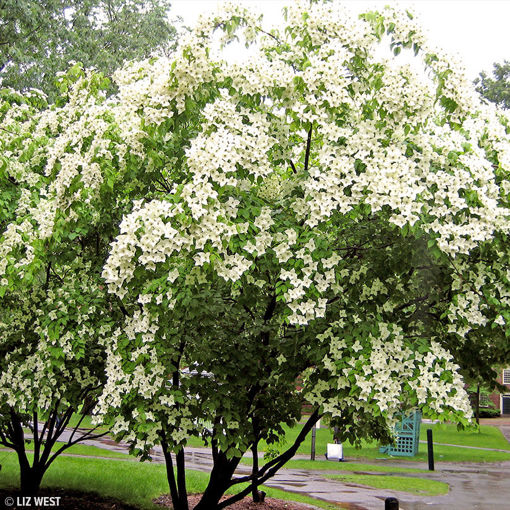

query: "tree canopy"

left=0, top=0, right=177, bottom=100
left=475, top=60, right=510, bottom=109
left=1, top=1, right=510, bottom=508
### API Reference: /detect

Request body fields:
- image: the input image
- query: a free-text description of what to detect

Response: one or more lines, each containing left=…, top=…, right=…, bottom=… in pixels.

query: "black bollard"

left=385, top=497, right=399, bottom=510
left=427, top=428, right=435, bottom=471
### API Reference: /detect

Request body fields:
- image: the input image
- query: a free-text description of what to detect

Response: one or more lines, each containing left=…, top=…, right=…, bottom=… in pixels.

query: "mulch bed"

left=0, top=489, right=319, bottom=510
left=154, top=493, right=320, bottom=509
left=0, top=488, right=139, bottom=509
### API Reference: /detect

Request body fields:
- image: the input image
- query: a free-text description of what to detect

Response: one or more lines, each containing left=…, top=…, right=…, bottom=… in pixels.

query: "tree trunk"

left=161, top=439, right=188, bottom=510
left=15, top=421, right=45, bottom=497
left=193, top=451, right=240, bottom=510
left=19, top=464, right=44, bottom=496
left=251, top=443, right=264, bottom=503
left=176, top=449, right=189, bottom=510
left=475, top=383, right=480, bottom=426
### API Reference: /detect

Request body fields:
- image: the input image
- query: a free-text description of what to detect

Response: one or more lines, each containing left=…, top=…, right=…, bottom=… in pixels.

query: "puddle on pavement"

left=96, top=438, right=120, bottom=447
left=337, top=503, right=368, bottom=510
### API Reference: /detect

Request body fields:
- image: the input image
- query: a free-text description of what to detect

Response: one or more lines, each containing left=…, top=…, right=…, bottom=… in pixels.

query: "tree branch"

left=0, top=425, right=16, bottom=449
left=393, top=295, right=429, bottom=313
left=226, top=409, right=320, bottom=492
left=303, top=124, right=313, bottom=174
left=32, top=411, right=41, bottom=464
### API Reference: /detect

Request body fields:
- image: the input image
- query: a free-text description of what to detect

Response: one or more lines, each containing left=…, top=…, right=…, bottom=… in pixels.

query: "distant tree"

left=475, top=60, right=510, bottom=109
left=0, top=0, right=178, bottom=100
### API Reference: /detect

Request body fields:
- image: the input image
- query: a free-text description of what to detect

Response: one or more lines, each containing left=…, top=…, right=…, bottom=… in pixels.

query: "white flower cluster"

left=0, top=269, right=107, bottom=414
left=94, top=307, right=200, bottom=452
left=4, top=0, right=509, bottom=451
left=308, top=322, right=472, bottom=421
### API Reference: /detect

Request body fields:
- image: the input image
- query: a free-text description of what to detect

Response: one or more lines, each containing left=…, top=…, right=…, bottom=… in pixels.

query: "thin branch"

left=50, top=265, right=64, bottom=282
left=155, top=177, right=171, bottom=192
left=226, top=409, right=320, bottom=490
left=117, top=297, right=129, bottom=317
left=303, top=124, right=313, bottom=174
left=393, top=295, right=429, bottom=313
left=33, top=411, right=40, bottom=464
left=45, top=429, right=110, bottom=468
left=64, top=406, right=84, bottom=444
left=256, top=27, right=282, bottom=45
left=5, top=415, right=18, bottom=445
left=0, top=426, right=16, bottom=449
left=44, top=261, right=52, bottom=290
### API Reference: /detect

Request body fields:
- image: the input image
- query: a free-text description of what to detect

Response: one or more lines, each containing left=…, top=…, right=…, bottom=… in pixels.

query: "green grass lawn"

left=0, top=451, right=170, bottom=509
left=250, top=422, right=510, bottom=463
left=418, top=423, right=510, bottom=450
left=1, top=442, right=130, bottom=459
left=343, top=442, right=510, bottom=463
left=0, top=451, right=337, bottom=510
left=21, top=416, right=510, bottom=465
left=324, top=473, right=448, bottom=496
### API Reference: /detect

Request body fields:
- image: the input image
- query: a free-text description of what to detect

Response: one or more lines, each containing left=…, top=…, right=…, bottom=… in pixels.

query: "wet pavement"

left=28, top=422, right=510, bottom=510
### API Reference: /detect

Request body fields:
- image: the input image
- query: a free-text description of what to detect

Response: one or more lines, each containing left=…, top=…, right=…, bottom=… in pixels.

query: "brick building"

left=488, top=368, right=510, bottom=415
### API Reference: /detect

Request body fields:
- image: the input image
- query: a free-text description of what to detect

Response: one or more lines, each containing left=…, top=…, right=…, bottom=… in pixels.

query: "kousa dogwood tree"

left=2, top=0, right=510, bottom=507
left=92, top=1, right=509, bottom=508
left=0, top=68, right=143, bottom=494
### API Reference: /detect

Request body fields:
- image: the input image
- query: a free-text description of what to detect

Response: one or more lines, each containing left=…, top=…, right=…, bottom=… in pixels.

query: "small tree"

left=475, top=60, right=510, bottom=109
left=0, top=0, right=178, bottom=100
left=0, top=72, right=124, bottom=494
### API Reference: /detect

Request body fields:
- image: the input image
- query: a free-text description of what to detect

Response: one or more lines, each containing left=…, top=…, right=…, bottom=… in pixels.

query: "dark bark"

left=250, top=442, right=263, bottom=502
left=161, top=438, right=187, bottom=510
left=2, top=389, right=108, bottom=497
left=215, top=410, right=321, bottom=509
left=160, top=359, right=189, bottom=510
left=303, top=124, right=313, bottom=173
left=19, top=463, right=45, bottom=496
left=194, top=451, right=240, bottom=510
left=176, top=449, right=189, bottom=510
left=475, top=383, right=480, bottom=426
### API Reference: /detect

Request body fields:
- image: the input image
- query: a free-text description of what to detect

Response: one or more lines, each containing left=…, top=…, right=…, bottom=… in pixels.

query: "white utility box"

left=326, top=443, right=343, bottom=461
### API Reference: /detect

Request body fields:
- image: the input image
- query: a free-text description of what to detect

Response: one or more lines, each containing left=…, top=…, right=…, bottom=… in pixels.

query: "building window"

left=503, top=369, right=510, bottom=385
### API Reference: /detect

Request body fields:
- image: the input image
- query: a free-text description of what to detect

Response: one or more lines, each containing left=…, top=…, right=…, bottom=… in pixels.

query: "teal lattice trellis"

left=379, top=411, right=422, bottom=457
